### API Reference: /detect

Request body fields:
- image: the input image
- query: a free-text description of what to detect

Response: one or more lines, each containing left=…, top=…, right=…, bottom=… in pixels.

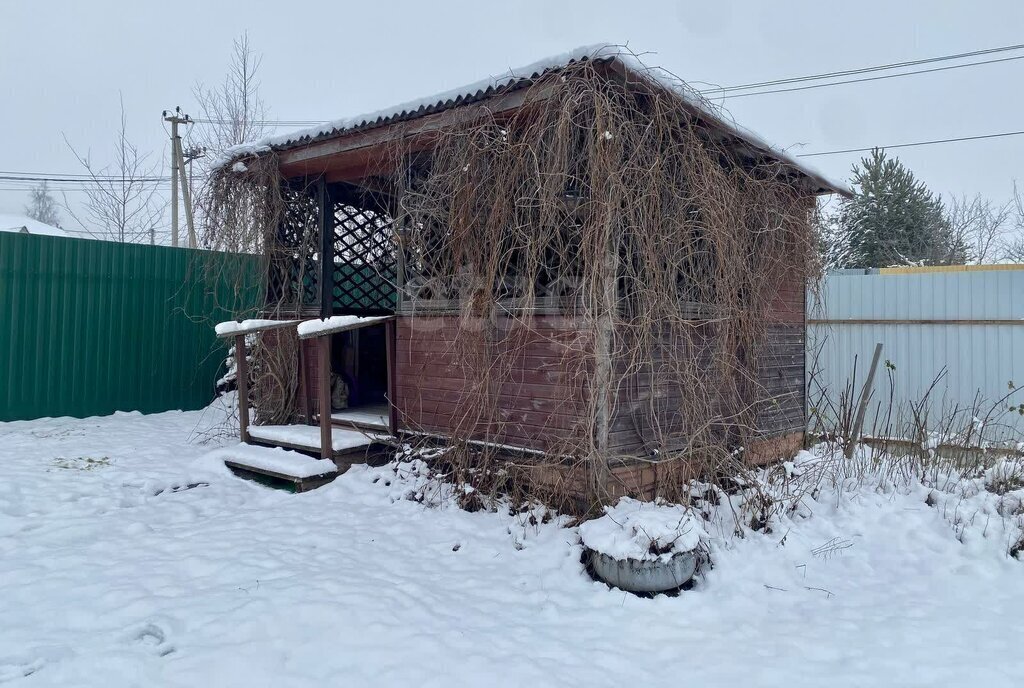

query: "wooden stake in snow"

left=845, top=342, right=883, bottom=460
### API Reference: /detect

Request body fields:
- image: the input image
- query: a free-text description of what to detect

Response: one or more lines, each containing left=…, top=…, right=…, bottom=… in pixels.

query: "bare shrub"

left=808, top=356, right=1024, bottom=491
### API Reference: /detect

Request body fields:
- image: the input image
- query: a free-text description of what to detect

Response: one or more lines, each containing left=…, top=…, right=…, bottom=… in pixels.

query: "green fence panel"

left=0, top=233, right=262, bottom=421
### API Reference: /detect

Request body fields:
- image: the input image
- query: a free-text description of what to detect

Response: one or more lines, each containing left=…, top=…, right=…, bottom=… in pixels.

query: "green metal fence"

left=0, top=233, right=262, bottom=421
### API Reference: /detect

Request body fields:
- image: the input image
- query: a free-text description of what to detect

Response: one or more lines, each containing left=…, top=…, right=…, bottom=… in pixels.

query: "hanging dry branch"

left=201, top=152, right=320, bottom=424
left=392, top=60, right=821, bottom=509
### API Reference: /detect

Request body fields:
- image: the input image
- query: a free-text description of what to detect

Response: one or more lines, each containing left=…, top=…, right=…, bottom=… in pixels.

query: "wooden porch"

left=213, top=314, right=397, bottom=488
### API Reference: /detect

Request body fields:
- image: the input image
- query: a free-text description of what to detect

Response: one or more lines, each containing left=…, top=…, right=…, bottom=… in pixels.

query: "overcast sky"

left=3, top=0, right=1023, bottom=233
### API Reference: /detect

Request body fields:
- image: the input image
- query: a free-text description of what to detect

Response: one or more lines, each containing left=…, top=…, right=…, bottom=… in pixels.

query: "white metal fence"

left=807, top=267, right=1024, bottom=441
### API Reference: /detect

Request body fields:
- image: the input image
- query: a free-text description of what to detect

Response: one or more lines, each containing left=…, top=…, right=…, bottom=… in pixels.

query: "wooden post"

left=395, top=226, right=406, bottom=313
left=317, top=179, right=334, bottom=319
left=845, top=342, right=883, bottom=460
left=316, top=177, right=334, bottom=457
left=385, top=318, right=398, bottom=436
left=318, top=335, right=333, bottom=461
left=298, top=339, right=311, bottom=424
left=234, top=334, right=250, bottom=444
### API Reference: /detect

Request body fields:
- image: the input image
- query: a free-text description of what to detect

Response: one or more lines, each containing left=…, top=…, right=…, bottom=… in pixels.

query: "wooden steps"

left=217, top=416, right=395, bottom=492
left=212, top=443, right=339, bottom=493
left=248, top=423, right=389, bottom=454
left=247, top=424, right=391, bottom=462
left=329, top=404, right=391, bottom=434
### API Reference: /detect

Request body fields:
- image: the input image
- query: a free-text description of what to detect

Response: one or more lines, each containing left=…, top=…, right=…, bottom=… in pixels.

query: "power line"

left=5, top=43, right=1024, bottom=187
left=1, top=187, right=74, bottom=192
left=187, top=43, right=1024, bottom=128
left=0, top=170, right=171, bottom=178
left=196, top=44, right=1024, bottom=118
left=0, top=187, right=111, bottom=192
left=0, top=171, right=200, bottom=188
left=703, top=41, right=1024, bottom=94
left=716, top=53, right=1024, bottom=99
left=797, top=128, right=1024, bottom=157
left=191, top=117, right=326, bottom=127
left=7, top=126, right=1024, bottom=181
left=0, top=185, right=173, bottom=190
left=0, top=175, right=172, bottom=184
left=7, top=128, right=1024, bottom=186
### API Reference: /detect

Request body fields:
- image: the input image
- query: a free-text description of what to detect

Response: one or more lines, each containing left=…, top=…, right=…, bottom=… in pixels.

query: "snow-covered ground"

left=2, top=402, right=1022, bottom=687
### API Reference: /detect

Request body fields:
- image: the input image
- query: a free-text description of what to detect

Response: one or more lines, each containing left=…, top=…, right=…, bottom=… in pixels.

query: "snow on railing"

left=214, top=319, right=300, bottom=337
left=296, top=315, right=393, bottom=339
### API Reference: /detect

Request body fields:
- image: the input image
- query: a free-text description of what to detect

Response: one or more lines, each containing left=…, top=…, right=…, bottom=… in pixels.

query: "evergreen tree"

left=25, top=181, right=61, bottom=228
left=835, top=149, right=961, bottom=268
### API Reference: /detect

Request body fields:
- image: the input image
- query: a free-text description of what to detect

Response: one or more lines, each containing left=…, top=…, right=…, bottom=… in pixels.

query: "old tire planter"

left=587, top=548, right=698, bottom=594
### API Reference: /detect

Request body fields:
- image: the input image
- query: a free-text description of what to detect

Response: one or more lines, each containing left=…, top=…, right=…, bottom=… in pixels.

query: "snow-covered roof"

left=219, top=44, right=847, bottom=195
left=0, top=214, right=69, bottom=238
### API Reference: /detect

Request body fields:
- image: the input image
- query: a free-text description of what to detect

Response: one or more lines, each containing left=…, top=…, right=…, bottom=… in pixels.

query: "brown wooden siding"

left=607, top=283, right=806, bottom=456
left=758, top=281, right=806, bottom=438
left=395, top=316, right=592, bottom=453
left=299, top=337, right=320, bottom=416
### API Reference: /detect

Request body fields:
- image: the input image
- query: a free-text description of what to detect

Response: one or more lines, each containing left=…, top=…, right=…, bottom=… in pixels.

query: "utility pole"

left=163, top=108, right=192, bottom=247
left=181, top=145, right=205, bottom=248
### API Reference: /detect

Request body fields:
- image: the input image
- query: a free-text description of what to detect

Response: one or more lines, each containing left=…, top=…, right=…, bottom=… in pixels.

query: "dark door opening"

left=328, top=323, right=390, bottom=430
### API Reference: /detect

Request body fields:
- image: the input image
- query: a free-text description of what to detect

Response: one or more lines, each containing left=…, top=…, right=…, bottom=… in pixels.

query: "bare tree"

left=25, top=181, right=61, bottom=227
left=1006, top=238, right=1024, bottom=262
left=192, top=32, right=269, bottom=157
left=945, top=193, right=1013, bottom=264
left=63, top=95, right=165, bottom=244
left=192, top=33, right=271, bottom=250
left=1006, top=183, right=1024, bottom=263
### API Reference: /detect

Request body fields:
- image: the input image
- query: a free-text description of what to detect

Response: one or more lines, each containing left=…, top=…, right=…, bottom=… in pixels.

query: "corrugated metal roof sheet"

left=262, top=53, right=598, bottom=151
left=219, top=44, right=848, bottom=196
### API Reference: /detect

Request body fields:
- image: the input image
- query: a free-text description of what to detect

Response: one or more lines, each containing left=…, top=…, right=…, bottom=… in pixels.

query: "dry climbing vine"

left=203, top=56, right=823, bottom=511
left=392, top=59, right=821, bottom=510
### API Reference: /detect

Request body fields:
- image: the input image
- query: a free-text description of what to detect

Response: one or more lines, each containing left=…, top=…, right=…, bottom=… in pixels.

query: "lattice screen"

left=266, top=183, right=398, bottom=315
left=330, top=195, right=397, bottom=314
left=267, top=187, right=319, bottom=311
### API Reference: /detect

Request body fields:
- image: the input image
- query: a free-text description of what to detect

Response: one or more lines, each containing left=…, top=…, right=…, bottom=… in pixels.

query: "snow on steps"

left=329, top=406, right=390, bottom=432
left=209, top=443, right=338, bottom=492
left=247, top=424, right=388, bottom=454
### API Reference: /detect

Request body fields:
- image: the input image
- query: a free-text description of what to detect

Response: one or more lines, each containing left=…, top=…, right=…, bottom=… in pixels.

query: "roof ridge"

left=215, top=45, right=848, bottom=195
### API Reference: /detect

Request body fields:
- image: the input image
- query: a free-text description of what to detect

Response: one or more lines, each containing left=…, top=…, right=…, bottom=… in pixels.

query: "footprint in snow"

left=0, top=657, right=45, bottom=683
left=126, top=621, right=176, bottom=657
left=0, top=646, right=74, bottom=683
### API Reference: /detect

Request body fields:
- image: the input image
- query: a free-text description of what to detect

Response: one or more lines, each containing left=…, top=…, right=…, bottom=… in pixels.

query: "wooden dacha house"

left=213, top=45, right=845, bottom=502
